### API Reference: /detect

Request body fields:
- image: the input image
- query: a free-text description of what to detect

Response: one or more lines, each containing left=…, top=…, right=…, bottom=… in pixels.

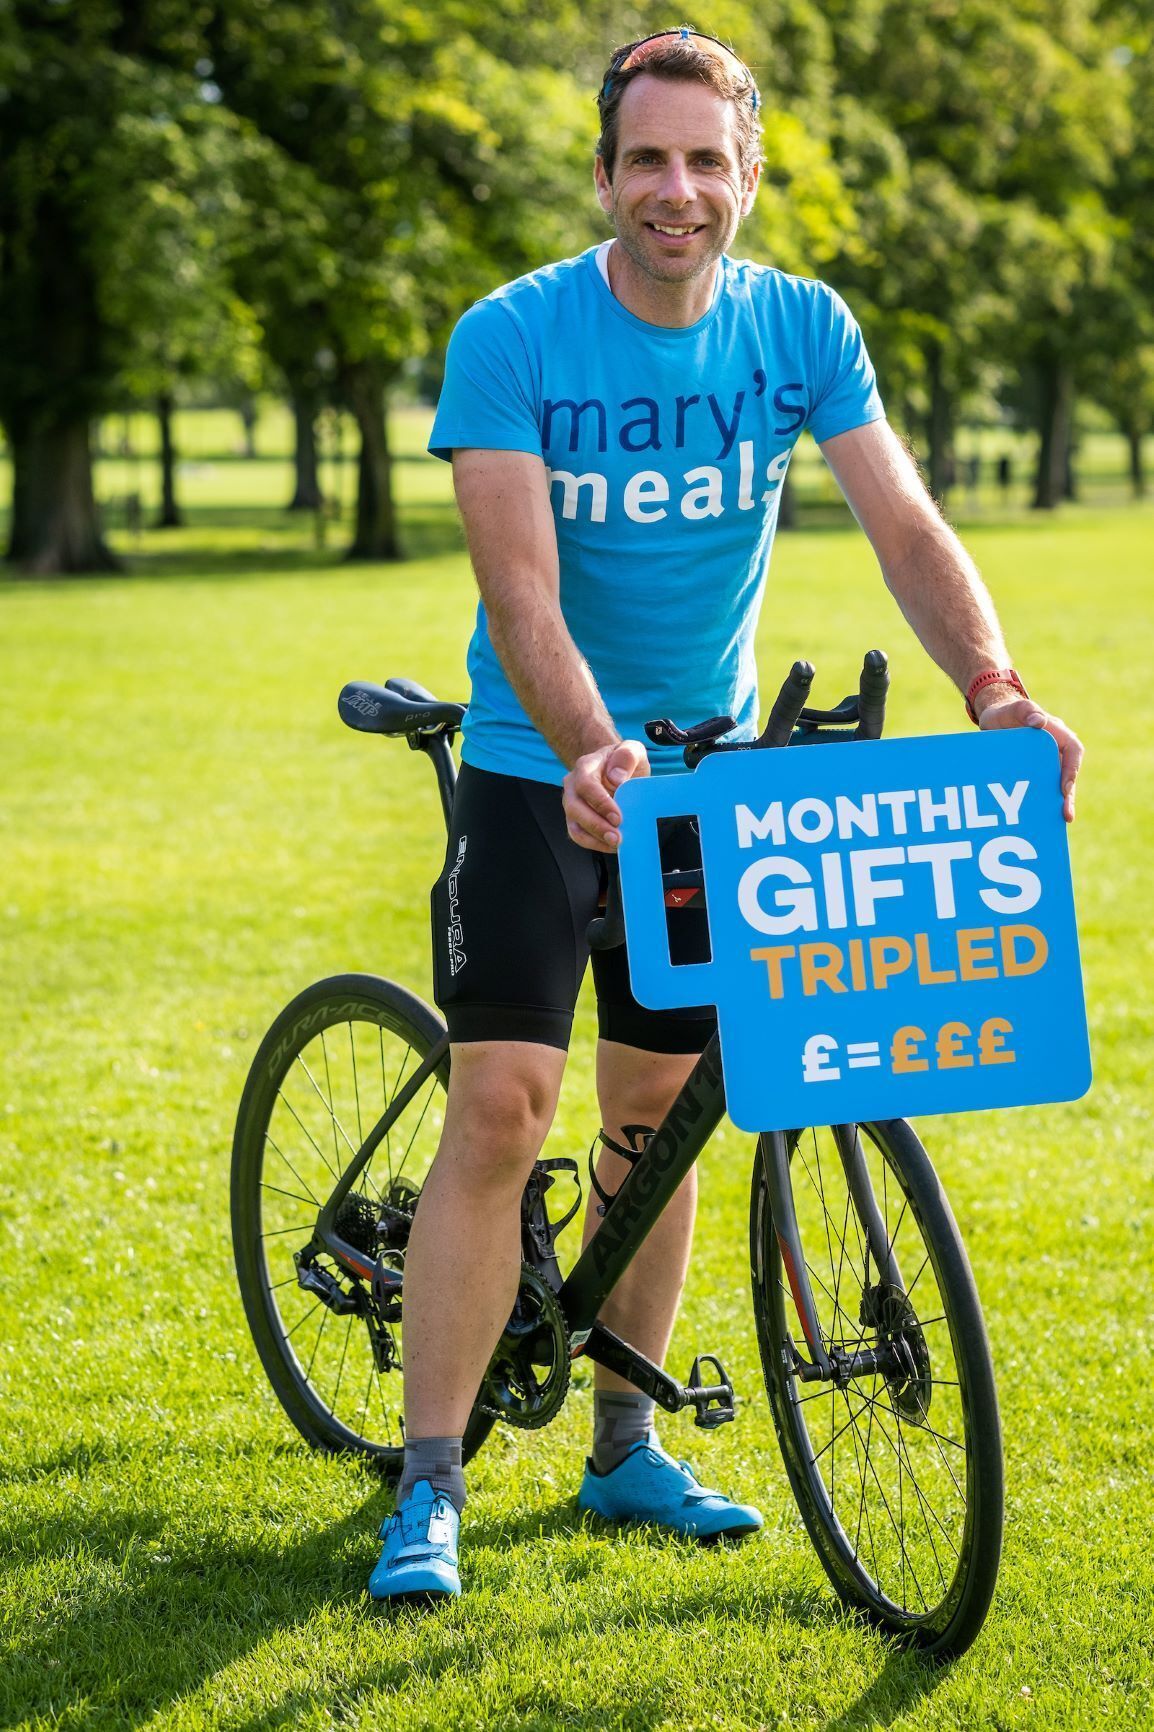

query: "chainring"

left=479, top=1264, right=571, bottom=1430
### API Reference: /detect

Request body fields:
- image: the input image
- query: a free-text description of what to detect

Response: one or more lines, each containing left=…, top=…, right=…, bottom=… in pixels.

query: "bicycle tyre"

left=231, top=972, right=494, bottom=1480
left=750, top=1119, right=1003, bottom=1659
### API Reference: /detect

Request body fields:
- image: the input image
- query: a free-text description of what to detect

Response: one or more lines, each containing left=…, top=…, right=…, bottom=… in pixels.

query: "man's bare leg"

left=402, top=1040, right=567, bottom=1440
left=580, top=1041, right=700, bottom=1393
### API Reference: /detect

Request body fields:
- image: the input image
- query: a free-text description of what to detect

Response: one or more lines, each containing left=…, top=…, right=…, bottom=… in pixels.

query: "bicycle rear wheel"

left=231, top=973, right=493, bottom=1480
left=750, top=1120, right=1003, bottom=1658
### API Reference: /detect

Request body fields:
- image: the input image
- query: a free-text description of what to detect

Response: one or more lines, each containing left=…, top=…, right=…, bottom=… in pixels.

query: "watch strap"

left=965, top=667, right=1029, bottom=725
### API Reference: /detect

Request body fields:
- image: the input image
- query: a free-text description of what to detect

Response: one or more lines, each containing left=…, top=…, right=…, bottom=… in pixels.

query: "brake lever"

left=645, top=714, right=736, bottom=749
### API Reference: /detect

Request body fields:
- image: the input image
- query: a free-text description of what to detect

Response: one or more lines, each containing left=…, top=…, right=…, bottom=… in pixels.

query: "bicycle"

left=231, top=654, right=1004, bottom=1659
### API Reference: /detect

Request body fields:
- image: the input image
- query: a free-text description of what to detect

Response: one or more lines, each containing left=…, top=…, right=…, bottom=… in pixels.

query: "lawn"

left=1, top=448, right=1152, bottom=1730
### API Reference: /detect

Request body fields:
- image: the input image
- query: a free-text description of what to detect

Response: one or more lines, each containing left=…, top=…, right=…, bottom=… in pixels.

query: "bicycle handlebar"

left=854, top=649, right=889, bottom=741
left=586, top=651, right=890, bottom=950
left=759, top=659, right=816, bottom=748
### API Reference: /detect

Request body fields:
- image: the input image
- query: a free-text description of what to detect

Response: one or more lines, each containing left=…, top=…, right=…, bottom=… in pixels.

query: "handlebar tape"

left=854, top=649, right=889, bottom=740
left=759, top=660, right=816, bottom=748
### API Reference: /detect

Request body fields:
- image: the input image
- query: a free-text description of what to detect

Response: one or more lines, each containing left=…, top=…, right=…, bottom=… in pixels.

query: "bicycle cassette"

left=479, top=1264, right=570, bottom=1429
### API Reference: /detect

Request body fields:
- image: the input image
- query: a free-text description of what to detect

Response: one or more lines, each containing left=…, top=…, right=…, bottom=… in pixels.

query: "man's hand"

left=563, top=740, right=650, bottom=851
left=977, top=696, right=1083, bottom=823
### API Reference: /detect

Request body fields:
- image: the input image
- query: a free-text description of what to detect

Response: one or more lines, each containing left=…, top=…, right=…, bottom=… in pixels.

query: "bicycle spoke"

left=321, top=1029, right=339, bottom=1172
left=400, top=1077, right=437, bottom=1170
left=264, top=1131, right=322, bottom=1208
left=305, top=1308, right=329, bottom=1383
left=261, top=1179, right=318, bottom=1210
left=857, top=1392, right=956, bottom=1591
left=278, top=1086, right=346, bottom=1178
left=350, top=1022, right=363, bottom=1147
left=284, top=1298, right=323, bottom=1342
left=330, top=1313, right=352, bottom=1417
left=236, top=990, right=466, bottom=1473
left=759, top=1120, right=993, bottom=1635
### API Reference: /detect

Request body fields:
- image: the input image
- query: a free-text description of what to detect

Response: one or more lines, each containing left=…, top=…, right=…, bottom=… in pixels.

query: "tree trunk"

left=239, top=402, right=258, bottom=459
left=287, top=388, right=324, bottom=511
left=5, top=415, right=119, bottom=574
left=1126, top=427, right=1145, bottom=499
left=925, top=345, right=954, bottom=504
left=343, top=361, right=401, bottom=561
left=1032, top=353, right=1072, bottom=510
left=155, top=392, right=182, bottom=528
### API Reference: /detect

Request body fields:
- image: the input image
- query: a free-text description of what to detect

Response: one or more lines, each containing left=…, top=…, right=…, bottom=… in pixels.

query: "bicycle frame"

left=308, top=728, right=907, bottom=1415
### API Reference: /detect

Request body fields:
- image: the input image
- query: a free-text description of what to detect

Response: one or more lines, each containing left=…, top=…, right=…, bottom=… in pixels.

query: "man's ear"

left=740, top=159, right=761, bottom=219
left=593, top=153, right=614, bottom=216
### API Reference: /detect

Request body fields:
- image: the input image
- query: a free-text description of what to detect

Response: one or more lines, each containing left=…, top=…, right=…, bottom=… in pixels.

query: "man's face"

left=595, top=75, right=759, bottom=285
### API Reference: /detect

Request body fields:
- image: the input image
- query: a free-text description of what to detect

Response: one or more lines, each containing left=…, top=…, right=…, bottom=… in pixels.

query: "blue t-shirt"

left=429, top=244, right=884, bottom=783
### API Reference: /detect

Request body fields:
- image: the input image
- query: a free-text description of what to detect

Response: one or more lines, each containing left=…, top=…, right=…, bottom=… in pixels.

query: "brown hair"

left=596, top=33, right=763, bottom=181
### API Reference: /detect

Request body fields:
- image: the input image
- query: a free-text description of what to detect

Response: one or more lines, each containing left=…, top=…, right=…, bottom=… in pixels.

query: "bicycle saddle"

left=338, top=678, right=465, bottom=737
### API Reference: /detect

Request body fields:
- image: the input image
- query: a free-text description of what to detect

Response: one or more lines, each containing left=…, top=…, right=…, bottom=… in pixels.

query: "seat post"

left=420, top=734, right=458, bottom=831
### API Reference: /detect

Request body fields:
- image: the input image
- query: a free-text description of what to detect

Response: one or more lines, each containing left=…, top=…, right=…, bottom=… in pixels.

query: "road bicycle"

left=231, top=653, right=1004, bottom=1659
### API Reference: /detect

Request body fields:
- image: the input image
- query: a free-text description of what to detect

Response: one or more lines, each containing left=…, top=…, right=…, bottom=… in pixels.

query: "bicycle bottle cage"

left=521, top=1158, right=582, bottom=1291
left=589, top=1124, right=655, bottom=1218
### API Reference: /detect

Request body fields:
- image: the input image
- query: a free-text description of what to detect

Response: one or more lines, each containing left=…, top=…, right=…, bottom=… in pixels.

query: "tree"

left=0, top=2, right=258, bottom=571
left=206, top=2, right=615, bottom=560
left=822, top=0, right=1130, bottom=508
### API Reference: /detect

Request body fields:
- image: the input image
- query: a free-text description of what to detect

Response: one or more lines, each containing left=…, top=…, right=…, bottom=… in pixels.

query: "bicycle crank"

left=479, top=1264, right=571, bottom=1429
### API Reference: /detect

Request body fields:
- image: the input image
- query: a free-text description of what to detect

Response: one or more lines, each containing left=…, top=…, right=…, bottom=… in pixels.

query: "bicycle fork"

left=760, top=1123, right=907, bottom=1386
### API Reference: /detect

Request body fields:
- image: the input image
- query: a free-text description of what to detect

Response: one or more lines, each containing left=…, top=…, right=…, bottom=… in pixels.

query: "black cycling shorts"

left=430, top=763, right=716, bottom=1054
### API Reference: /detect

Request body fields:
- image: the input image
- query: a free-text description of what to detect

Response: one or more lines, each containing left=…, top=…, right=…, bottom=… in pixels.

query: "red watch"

left=965, top=667, right=1029, bottom=725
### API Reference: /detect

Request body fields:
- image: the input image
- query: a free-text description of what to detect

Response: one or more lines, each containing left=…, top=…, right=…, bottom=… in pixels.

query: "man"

left=370, top=28, right=1083, bottom=1602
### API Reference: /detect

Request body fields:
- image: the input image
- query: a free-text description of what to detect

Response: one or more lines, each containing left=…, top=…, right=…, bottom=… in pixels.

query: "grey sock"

left=592, top=1391, right=657, bottom=1474
left=397, top=1435, right=466, bottom=1513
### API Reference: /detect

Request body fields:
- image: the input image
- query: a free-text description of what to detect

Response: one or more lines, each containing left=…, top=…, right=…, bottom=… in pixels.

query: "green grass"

left=2, top=453, right=1153, bottom=1729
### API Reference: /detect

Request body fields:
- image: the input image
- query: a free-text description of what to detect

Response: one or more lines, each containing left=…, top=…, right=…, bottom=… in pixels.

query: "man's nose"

left=655, top=155, right=696, bottom=206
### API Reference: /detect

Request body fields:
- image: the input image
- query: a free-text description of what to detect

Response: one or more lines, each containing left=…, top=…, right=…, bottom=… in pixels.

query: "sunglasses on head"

left=601, top=27, right=760, bottom=113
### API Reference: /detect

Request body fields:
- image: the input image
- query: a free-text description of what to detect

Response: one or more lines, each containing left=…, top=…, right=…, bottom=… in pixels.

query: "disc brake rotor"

left=866, top=1282, right=934, bottom=1423
left=480, top=1265, right=570, bottom=1430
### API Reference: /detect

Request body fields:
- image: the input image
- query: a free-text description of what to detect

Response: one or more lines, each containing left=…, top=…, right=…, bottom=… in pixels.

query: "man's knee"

left=598, top=1043, right=698, bottom=1132
left=443, top=1040, right=566, bottom=1173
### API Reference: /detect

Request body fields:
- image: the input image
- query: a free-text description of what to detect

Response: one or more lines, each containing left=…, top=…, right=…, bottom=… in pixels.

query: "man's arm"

left=820, top=419, right=1083, bottom=820
left=451, top=447, right=647, bottom=849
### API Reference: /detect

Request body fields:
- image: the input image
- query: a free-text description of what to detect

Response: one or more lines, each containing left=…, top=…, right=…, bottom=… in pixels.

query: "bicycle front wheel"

left=231, top=973, right=494, bottom=1480
left=750, top=1120, right=1003, bottom=1658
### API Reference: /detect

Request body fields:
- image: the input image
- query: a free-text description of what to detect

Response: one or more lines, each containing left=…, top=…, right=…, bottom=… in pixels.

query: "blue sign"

left=617, top=730, right=1091, bottom=1131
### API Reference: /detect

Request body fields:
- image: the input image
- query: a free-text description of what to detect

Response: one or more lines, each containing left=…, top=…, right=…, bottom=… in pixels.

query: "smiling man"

left=368, top=28, right=1082, bottom=1603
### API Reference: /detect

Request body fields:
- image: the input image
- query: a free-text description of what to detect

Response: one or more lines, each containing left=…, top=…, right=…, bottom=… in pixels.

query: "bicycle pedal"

left=685, top=1353, right=736, bottom=1429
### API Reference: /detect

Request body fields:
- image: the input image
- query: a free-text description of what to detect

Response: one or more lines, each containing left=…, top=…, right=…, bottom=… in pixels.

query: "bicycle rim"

left=232, top=974, right=491, bottom=1472
left=751, top=1120, right=1002, bottom=1655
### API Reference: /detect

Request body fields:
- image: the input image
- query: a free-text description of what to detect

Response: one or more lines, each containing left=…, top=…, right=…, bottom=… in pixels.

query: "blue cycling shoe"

left=368, top=1480, right=461, bottom=1602
left=578, top=1437, right=763, bottom=1540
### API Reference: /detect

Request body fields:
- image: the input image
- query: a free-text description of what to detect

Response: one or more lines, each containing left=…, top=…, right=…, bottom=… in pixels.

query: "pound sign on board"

left=936, top=1022, right=974, bottom=1069
left=978, top=1017, right=1016, bottom=1065
left=891, top=1025, right=929, bottom=1073
left=802, top=1034, right=841, bottom=1083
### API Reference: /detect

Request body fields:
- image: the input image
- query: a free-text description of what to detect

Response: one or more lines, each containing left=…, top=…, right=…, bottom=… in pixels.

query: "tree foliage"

left=1, top=0, right=1151, bottom=571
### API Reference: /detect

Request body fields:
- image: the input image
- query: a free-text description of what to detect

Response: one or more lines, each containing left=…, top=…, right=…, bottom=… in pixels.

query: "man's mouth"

left=646, top=222, right=704, bottom=237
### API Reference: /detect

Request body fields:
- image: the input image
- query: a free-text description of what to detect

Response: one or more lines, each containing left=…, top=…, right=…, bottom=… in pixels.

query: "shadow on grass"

left=0, top=503, right=468, bottom=587
left=3, top=1476, right=388, bottom=1726
left=821, top=1646, right=947, bottom=1729
left=6, top=1441, right=953, bottom=1730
